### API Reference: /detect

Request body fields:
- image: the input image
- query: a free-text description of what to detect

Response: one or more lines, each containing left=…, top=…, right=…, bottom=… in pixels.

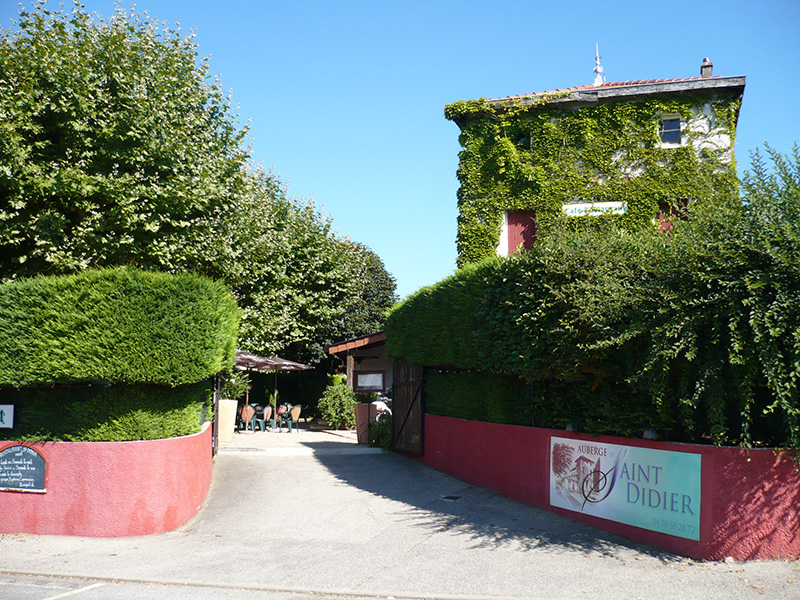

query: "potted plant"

left=218, top=370, right=251, bottom=442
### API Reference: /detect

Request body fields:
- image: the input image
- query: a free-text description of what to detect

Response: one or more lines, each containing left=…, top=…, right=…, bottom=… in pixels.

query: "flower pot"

left=218, top=399, right=238, bottom=442
left=355, top=402, right=378, bottom=445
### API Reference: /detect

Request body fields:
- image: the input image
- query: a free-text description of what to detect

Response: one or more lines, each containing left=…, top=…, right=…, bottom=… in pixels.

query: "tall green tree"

left=0, top=1, right=249, bottom=278
left=223, top=169, right=397, bottom=363
left=220, top=168, right=359, bottom=362
left=318, top=241, right=398, bottom=344
left=0, top=2, right=398, bottom=364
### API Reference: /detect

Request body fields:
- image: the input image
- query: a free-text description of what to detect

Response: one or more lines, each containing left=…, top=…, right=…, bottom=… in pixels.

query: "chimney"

left=700, top=58, right=713, bottom=78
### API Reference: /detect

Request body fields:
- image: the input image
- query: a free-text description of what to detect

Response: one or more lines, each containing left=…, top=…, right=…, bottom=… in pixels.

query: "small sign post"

left=0, top=405, right=13, bottom=429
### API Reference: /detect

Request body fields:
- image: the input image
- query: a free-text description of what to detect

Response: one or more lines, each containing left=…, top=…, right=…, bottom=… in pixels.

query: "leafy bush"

left=0, top=268, right=240, bottom=387
left=317, top=382, right=357, bottom=429
left=220, top=370, right=251, bottom=400
left=387, top=145, right=800, bottom=449
left=369, top=414, right=393, bottom=449
left=328, top=374, right=347, bottom=386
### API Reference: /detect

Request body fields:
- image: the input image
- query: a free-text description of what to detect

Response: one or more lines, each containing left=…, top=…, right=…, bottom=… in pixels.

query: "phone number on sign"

left=652, top=518, right=697, bottom=536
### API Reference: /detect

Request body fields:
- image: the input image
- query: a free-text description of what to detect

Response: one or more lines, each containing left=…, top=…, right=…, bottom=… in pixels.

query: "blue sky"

left=2, top=1, right=798, bottom=299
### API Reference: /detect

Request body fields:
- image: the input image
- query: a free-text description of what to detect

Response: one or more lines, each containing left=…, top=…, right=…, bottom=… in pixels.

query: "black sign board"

left=0, top=445, right=47, bottom=493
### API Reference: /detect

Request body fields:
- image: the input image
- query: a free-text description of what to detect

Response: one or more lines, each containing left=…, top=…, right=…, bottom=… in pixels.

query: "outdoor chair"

left=237, top=405, right=257, bottom=432
left=279, top=404, right=302, bottom=432
left=254, top=405, right=273, bottom=431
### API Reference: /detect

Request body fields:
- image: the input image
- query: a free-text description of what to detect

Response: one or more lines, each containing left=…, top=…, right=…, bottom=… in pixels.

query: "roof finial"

left=593, top=42, right=605, bottom=87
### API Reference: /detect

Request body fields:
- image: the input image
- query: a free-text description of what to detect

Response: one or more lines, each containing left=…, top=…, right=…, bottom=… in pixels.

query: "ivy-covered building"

left=445, top=59, right=746, bottom=266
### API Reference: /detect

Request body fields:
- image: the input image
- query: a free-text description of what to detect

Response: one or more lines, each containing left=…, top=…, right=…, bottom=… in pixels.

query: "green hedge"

left=386, top=148, right=800, bottom=449
left=0, top=268, right=240, bottom=387
left=384, top=259, right=500, bottom=370
left=0, top=381, right=212, bottom=442
left=425, top=369, right=531, bottom=426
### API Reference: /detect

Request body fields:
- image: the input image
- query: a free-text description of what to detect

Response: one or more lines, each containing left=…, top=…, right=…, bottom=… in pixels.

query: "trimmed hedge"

left=0, top=381, right=212, bottom=442
left=384, top=259, right=500, bottom=370
left=425, top=369, right=532, bottom=426
left=0, top=268, right=240, bottom=387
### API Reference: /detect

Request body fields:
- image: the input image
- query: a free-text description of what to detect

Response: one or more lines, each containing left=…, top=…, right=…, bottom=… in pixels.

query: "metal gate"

left=212, top=375, right=220, bottom=456
left=391, top=360, right=424, bottom=454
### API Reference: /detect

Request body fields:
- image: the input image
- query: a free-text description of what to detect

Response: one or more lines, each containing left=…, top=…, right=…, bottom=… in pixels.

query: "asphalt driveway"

left=0, top=428, right=798, bottom=600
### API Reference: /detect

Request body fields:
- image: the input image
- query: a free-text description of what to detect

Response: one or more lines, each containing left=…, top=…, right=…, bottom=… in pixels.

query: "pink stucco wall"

left=0, top=424, right=212, bottom=537
left=418, top=414, right=800, bottom=560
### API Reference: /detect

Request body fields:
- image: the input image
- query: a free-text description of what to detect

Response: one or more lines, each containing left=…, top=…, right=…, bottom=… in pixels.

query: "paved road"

left=1, top=429, right=798, bottom=600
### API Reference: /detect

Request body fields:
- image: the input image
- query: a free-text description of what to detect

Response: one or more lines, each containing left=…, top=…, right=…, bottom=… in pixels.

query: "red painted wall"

left=0, top=424, right=212, bottom=537
left=418, top=415, right=800, bottom=560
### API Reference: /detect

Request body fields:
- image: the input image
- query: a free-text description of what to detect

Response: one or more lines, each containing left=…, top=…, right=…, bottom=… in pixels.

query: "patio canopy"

left=233, top=351, right=314, bottom=411
left=234, top=351, right=313, bottom=373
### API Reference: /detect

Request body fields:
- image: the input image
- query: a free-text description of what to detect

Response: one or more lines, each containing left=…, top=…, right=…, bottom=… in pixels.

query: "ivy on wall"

left=445, top=93, right=741, bottom=266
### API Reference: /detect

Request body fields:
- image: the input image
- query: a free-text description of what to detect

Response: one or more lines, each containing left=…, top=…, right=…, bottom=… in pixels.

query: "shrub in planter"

left=369, top=414, right=392, bottom=449
left=317, top=382, right=356, bottom=430
left=328, top=374, right=347, bottom=386
left=220, top=370, right=251, bottom=400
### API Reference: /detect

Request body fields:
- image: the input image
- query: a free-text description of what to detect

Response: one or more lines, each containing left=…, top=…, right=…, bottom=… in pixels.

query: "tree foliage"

left=217, top=169, right=396, bottom=363
left=313, top=241, right=398, bottom=356
left=0, top=2, right=397, bottom=364
left=0, top=1, right=249, bottom=278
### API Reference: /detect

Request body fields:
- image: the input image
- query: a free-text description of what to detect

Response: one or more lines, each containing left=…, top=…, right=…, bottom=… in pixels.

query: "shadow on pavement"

left=296, top=438, right=682, bottom=563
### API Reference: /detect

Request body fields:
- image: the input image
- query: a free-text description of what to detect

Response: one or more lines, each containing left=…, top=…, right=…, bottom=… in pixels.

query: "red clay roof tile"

left=489, top=75, right=723, bottom=102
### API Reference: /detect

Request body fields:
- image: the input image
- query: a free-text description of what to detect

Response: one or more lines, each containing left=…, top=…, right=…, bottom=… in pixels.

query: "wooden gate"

left=391, top=360, right=424, bottom=454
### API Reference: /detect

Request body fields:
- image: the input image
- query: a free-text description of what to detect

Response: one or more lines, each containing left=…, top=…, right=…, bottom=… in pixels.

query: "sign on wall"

left=550, top=437, right=701, bottom=540
left=0, top=445, right=47, bottom=493
left=562, top=201, right=626, bottom=217
left=355, top=371, right=385, bottom=392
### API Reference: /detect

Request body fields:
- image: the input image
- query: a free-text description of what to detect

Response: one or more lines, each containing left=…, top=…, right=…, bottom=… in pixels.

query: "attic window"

left=659, top=116, right=681, bottom=146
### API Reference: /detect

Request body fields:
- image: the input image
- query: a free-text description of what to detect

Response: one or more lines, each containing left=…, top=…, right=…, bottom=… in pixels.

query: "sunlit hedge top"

left=0, top=268, right=240, bottom=387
